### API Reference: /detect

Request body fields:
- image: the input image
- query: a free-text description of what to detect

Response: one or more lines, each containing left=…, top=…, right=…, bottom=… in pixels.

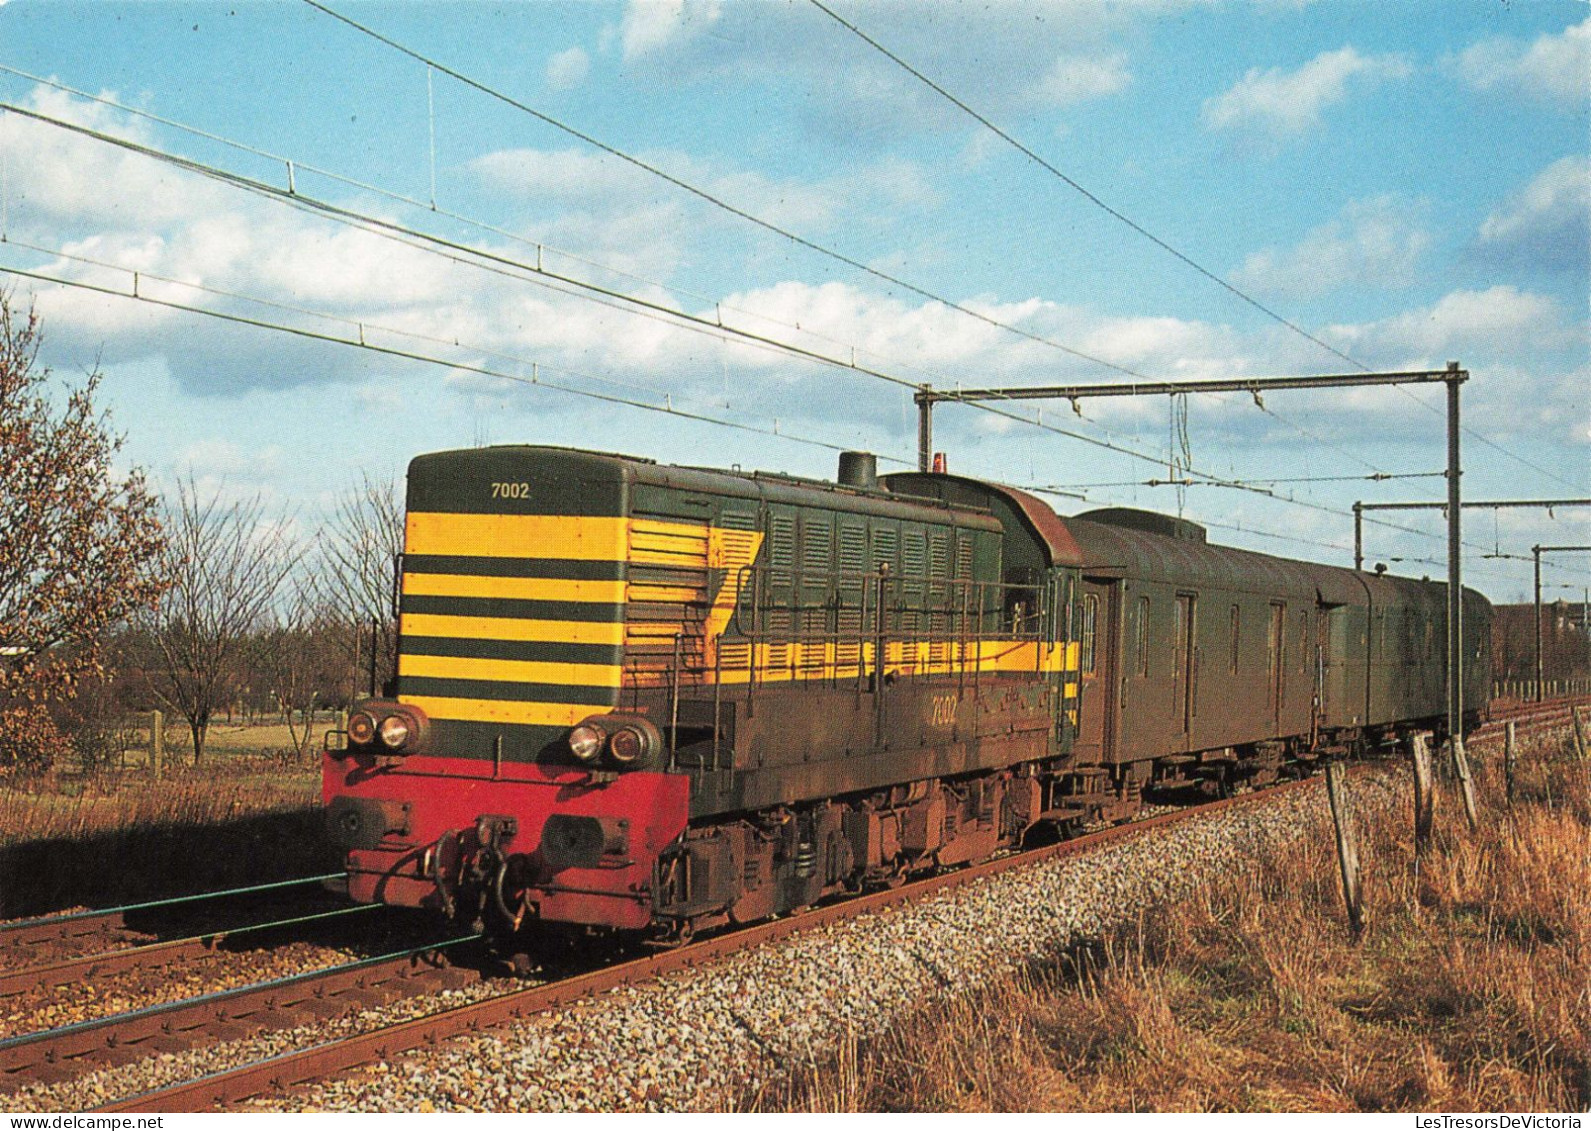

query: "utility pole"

left=1446, top=369, right=1462, bottom=742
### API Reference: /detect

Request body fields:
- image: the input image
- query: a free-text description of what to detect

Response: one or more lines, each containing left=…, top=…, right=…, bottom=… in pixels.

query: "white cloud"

left=620, top=0, right=722, bottom=61
left=1202, top=46, right=1412, bottom=139
left=1039, top=52, right=1132, bottom=105
left=545, top=46, right=590, bottom=91
left=469, top=146, right=836, bottom=232
left=1235, top=196, right=1430, bottom=298
left=467, top=144, right=942, bottom=283
left=1326, top=285, right=1568, bottom=363
left=1476, top=155, right=1590, bottom=272
left=603, top=2, right=1153, bottom=138
left=1458, top=15, right=1590, bottom=109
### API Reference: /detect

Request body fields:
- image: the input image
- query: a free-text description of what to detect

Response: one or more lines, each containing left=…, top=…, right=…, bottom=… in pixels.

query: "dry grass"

left=0, top=724, right=318, bottom=848
left=0, top=724, right=324, bottom=917
left=756, top=725, right=1591, bottom=1113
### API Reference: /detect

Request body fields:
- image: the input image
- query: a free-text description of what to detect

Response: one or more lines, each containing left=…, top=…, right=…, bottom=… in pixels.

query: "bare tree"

left=258, top=577, right=345, bottom=763
left=143, top=479, right=301, bottom=763
left=0, top=292, right=166, bottom=772
left=317, top=472, right=404, bottom=699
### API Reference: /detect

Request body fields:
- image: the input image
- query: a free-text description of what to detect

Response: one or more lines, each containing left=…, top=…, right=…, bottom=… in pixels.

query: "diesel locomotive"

left=324, top=445, right=1491, bottom=938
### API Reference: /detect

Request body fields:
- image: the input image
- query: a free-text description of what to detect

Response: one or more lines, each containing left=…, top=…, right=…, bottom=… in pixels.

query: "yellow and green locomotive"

left=325, top=444, right=1490, bottom=938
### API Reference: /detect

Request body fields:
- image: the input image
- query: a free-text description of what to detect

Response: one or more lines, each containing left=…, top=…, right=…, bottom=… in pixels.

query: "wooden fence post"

left=1411, top=732, right=1435, bottom=852
left=1571, top=706, right=1589, bottom=762
left=149, top=709, right=164, bottom=781
left=1325, top=762, right=1365, bottom=938
left=1504, top=721, right=1517, bottom=807
left=1450, top=735, right=1478, bottom=831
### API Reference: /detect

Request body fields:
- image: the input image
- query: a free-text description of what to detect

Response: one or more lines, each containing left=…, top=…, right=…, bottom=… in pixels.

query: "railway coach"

left=324, top=445, right=1490, bottom=940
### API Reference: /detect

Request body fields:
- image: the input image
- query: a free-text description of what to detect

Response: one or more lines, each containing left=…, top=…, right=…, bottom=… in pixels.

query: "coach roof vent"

left=837, top=451, right=878, bottom=490
left=1076, top=507, right=1207, bottom=543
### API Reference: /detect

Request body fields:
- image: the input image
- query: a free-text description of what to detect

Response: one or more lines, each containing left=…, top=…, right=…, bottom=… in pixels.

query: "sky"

left=0, top=0, right=1586, bottom=604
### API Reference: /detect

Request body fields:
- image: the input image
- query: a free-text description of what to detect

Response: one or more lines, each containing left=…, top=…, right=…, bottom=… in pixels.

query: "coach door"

left=1074, top=579, right=1119, bottom=762
left=1173, top=593, right=1198, bottom=747
left=1267, top=601, right=1287, bottom=731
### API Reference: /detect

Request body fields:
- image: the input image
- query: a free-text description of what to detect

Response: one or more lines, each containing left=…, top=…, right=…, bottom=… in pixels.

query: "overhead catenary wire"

left=806, top=0, right=1360, bottom=371
left=0, top=75, right=1423, bottom=511
left=281, top=8, right=1420, bottom=499
left=10, top=257, right=1581, bottom=589
left=1038, top=471, right=1447, bottom=490
left=11, top=232, right=1480, bottom=558
left=2, top=65, right=1570, bottom=564
left=806, top=0, right=1584, bottom=498
left=0, top=261, right=912, bottom=466
left=298, top=0, right=1160, bottom=386
left=1389, top=382, right=1586, bottom=492
left=3, top=98, right=1371, bottom=511
left=0, top=64, right=1015, bottom=401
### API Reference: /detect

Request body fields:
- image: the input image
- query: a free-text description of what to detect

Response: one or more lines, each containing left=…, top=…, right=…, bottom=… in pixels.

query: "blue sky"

left=0, top=0, right=1586, bottom=602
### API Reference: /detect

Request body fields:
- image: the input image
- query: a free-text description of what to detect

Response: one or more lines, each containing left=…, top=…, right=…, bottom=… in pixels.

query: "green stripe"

left=402, top=555, right=625, bottom=581
left=402, top=595, right=625, bottom=622
left=402, top=676, right=619, bottom=706
left=401, top=637, right=622, bottom=666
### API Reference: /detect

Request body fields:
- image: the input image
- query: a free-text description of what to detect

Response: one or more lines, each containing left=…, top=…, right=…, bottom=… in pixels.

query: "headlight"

left=378, top=714, right=412, bottom=749
left=607, top=724, right=652, bottom=766
left=567, top=723, right=606, bottom=762
left=347, top=711, right=377, bottom=746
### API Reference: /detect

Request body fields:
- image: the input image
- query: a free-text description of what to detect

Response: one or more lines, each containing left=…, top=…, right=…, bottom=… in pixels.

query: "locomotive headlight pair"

left=348, top=711, right=409, bottom=749
left=342, top=702, right=428, bottom=757
left=567, top=715, right=660, bottom=769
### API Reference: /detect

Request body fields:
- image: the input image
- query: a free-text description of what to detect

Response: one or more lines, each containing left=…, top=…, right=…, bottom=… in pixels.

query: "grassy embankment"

left=0, top=724, right=326, bottom=917
left=756, top=723, right=1590, bottom=1113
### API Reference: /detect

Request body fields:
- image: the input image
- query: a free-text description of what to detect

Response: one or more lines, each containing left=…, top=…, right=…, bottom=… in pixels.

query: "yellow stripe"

left=403, top=572, right=626, bottom=603
left=627, top=636, right=1081, bottom=687
left=406, top=513, right=628, bottom=560
left=399, top=654, right=621, bottom=687
left=399, top=695, right=606, bottom=728
left=401, top=612, right=624, bottom=646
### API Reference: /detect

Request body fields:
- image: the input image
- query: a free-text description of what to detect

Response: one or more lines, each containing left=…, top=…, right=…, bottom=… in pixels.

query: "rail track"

left=91, top=774, right=1335, bottom=1113
left=1476, top=697, right=1590, bottom=747
left=0, top=875, right=344, bottom=967
left=0, top=933, right=482, bottom=1090
left=5, top=696, right=1580, bottom=1112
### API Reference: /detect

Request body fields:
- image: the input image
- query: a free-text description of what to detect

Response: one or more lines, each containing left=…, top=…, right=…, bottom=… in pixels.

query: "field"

left=0, top=723, right=325, bottom=918
left=757, top=723, right=1591, bottom=1113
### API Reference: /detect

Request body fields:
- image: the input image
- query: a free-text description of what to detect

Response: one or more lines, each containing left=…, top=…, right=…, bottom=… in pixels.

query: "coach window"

left=1080, top=594, right=1098, bottom=673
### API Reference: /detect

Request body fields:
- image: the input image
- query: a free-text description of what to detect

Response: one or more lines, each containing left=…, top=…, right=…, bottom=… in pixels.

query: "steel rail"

left=97, top=777, right=1324, bottom=1113
left=0, top=933, right=478, bottom=1090
left=0, top=905, right=384, bottom=1002
left=0, top=875, right=344, bottom=952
